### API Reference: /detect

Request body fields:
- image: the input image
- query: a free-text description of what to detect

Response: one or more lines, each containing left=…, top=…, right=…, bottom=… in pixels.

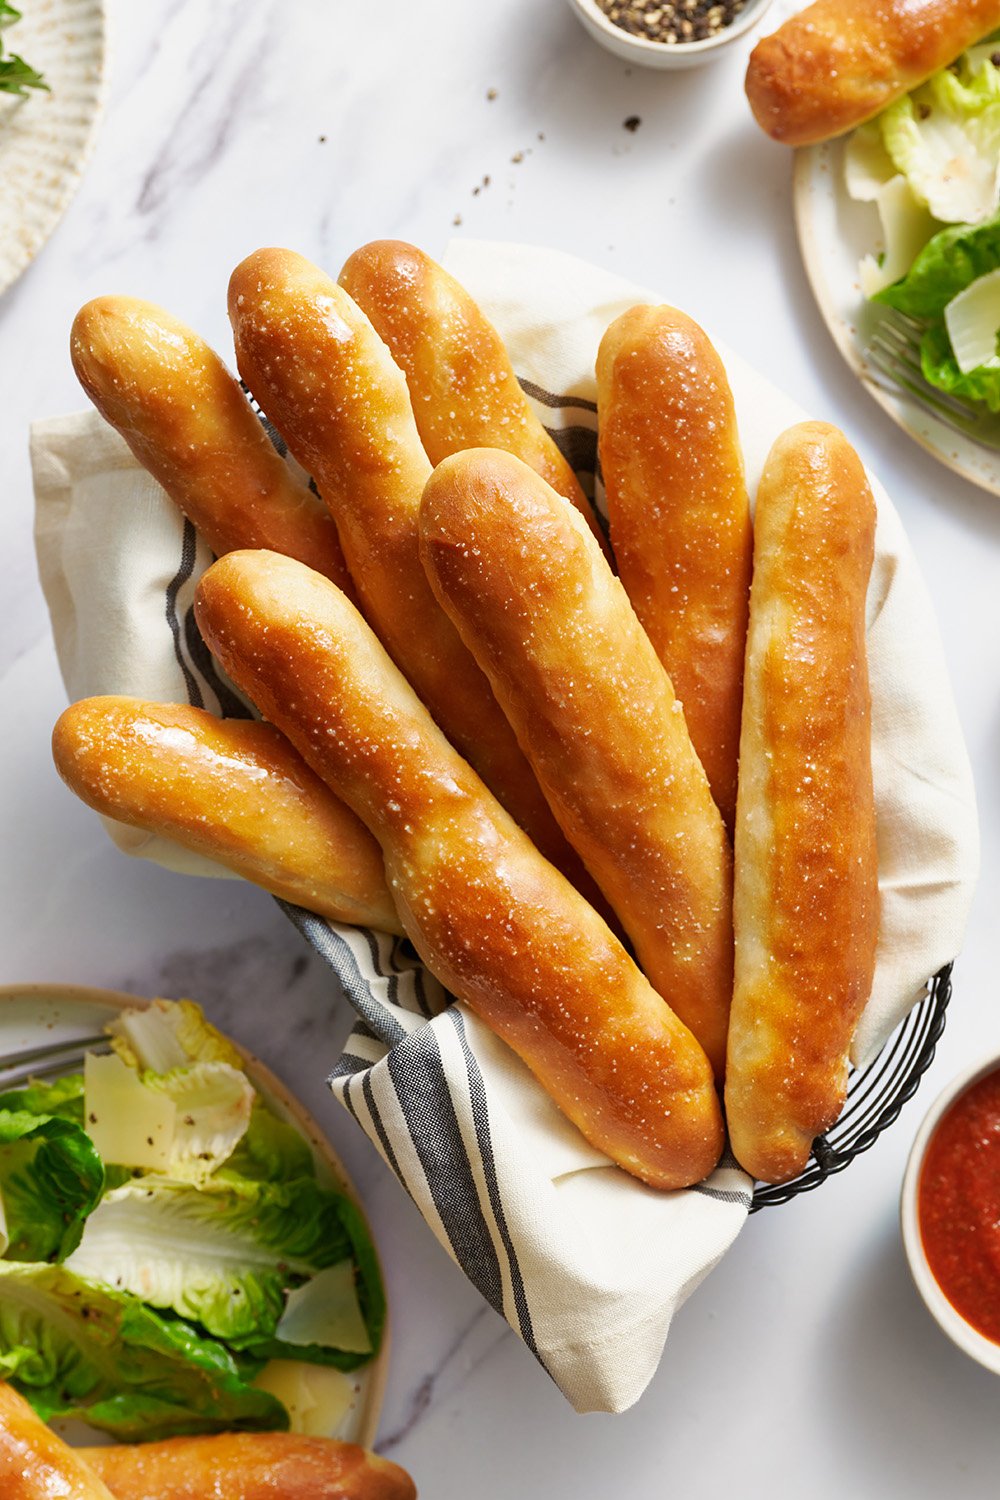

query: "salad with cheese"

left=0, top=1000, right=384, bottom=1441
left=847, top=39, right=1000, bottom=413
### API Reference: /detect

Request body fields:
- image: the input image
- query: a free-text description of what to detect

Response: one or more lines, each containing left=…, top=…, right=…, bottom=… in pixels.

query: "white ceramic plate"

left=0, top=0, right=107, bottom=298
left=793, top=138, right=1000, bottom=499
left=0, top=983, right=390, bottom=1449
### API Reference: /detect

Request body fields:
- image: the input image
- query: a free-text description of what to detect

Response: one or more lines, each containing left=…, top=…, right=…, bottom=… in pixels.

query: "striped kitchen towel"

left=31, top=241, right=978, bottom=1413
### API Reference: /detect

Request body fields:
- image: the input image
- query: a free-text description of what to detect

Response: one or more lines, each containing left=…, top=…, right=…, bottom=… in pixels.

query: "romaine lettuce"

left=219, top=1101, right=314, bottom=1184
left=920, top=320, right=1000, bottom=412
left=109, top=999, right=244, bottom=1073
left=141, top=1061, right=255, bottom=1180
left=879, top=56, right=1000, bottom=224
left=0, top=1262, right=286, bottom=1440
left=64, top=1173, right=380, bottom=1365
left=875, top=211, right=1000, bottom=318
left=0, top=1074, right=85, bottom=1124
left=0, top=1109, right=104, bottom=1262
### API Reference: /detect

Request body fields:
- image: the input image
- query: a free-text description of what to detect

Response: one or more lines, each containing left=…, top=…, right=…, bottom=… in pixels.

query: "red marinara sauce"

left=918, top=1067, right=1000, bottom=1344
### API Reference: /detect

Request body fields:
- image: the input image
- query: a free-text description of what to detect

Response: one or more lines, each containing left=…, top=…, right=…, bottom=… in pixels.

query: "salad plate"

left=794, top=139, right=1000, bottom=500
left=0, top=0, right=107, bottom=298
left=0, top=982, right=389, bottom=1449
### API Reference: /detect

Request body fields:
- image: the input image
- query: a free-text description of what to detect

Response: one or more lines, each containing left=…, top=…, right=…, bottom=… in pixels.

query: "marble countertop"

left=2, top=0, right=999, bottom=1492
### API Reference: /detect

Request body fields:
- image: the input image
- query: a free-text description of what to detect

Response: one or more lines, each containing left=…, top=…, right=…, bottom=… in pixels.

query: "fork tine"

left=865, top=308, right=1000, bottom=444
left=0, top=1035, right=108, bottom=1094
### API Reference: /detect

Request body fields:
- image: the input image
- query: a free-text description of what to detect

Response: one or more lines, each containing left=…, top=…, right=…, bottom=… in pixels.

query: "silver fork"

left=866, top=308, right=1000, bottom=453
left=0, top=1034, right=109, bottom=1093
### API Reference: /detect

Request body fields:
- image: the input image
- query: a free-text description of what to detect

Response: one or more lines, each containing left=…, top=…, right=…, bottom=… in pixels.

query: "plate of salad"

left=794, top=35, right=1000, bottom=496
left=0, top=984, right=389, bottom=1448
left=0, top=0, right=106, bottom=298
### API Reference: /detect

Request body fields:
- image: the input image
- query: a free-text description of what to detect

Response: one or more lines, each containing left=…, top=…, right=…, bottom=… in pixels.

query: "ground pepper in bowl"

left=596, top=0, right=747, bottom=44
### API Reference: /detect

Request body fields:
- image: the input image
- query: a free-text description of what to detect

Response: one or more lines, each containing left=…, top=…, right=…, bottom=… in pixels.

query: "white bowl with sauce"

left=900, top=1049, right=1000, bottom=1377
left=565, top=0, right=775, bottom=69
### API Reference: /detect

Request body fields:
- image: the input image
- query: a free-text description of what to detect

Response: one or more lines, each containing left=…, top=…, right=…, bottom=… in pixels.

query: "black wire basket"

left=750, top=963, right=953, bottom=1211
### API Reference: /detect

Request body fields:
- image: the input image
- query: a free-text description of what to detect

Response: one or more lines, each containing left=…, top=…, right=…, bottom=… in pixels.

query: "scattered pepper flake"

left=623, top=114, right=642, bottom=132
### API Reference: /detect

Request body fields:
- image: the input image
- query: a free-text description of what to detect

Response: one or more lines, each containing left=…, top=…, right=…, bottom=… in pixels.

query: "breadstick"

left=0, top=1383, right=117, bottom=1500
left=195, top=550, right=724, bottom=1190
left=83, top=1432, right=416, bottom=1500
left=726, top=422, right=879, bottom=1185
left=339, top=239, right=608, bottom=554
left=52, top=697, right=401, bottom=934
left=745, top=0, right=1000, bottom=146
left=70, top=297, right=353, bottom=594
left=596, top=305, right=752, bottom=834
left=227, top=249, right=598, bottom=897
left=420, top=449, right=733, bottom=1078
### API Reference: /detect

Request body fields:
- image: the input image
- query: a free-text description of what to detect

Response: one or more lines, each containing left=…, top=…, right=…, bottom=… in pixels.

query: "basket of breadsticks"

left=32, top=239, right=978, bottom=1414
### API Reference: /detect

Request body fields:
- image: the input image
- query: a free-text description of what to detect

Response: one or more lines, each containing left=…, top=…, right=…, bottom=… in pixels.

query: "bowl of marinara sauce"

left=901, top=1054, right=1000, bottom=1374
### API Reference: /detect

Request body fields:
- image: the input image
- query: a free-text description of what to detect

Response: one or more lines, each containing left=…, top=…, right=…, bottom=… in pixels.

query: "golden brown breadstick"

left=596, top=306, right=752, bottom=834
left=0, top=1383, right=117, bottom=1500
left=195, top=550, right=724, bottom=1189
left=227, top=248, right=597, bottom=897
left=70, top=296, right=354, bottom=595
left=726, top=422, right=879, bottom=1185
left=745, top=0, right=1000, bottom=146
left=52, top=697, right=401, bottom=934
left=83, top=1432, right=416, bottom=1500
left=420, top=449, right=733, bottom=1078
left=339, top=239, right=608, bottom=554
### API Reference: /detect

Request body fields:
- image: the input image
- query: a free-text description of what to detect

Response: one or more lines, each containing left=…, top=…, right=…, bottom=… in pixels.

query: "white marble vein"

left=2, top=1, right=1000, bottom=1494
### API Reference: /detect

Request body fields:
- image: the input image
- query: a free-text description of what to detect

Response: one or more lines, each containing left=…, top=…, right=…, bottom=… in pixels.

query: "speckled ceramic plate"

left=0, top=983, right=390, bottom=1449
left=793, top=139, right=1000, bottom=499
left=0, top=0, right=107, bottom=297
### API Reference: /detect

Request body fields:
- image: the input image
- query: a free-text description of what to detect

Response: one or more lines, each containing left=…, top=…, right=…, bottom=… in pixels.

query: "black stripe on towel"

left=693, top=1182, right=753, bottom=1208
left=518, top=377, right=597, bottom=414
left=278, top=903, right=408, bottom=1047
left=387, top=1031, right=507, bottom=1320
left=164, top=520, right=203, bottom=708
left=449, top=1008, right=538, bottom=1355
left=358, top=928, right=405, bottom=1015
left=182, top=600, right=254, bottom=720
left=545, top=423, right=598, bottom=480
left=362, top=1070, right=407, bottom=1186
left=335, top=1051, right=376, bottom=1075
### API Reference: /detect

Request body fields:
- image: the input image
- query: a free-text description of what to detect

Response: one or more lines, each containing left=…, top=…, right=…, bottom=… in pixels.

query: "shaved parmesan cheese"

left=275, top=1260, right=372, bottom=1355
left=945, top=268, right=1000, bottom=374
left=84, top=1052, right=176, bottom=1170
left=859, top=176, right=939, bottom=297
left=252, top=1359, right=356, bottom=1437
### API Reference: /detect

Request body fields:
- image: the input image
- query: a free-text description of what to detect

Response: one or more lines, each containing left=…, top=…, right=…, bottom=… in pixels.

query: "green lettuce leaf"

left=247, top=1197, right=386, bottom=1372
left=141, top=1061, right=255, bottom=1180
left=879, top=56, right=1000, bottom=223
left=0, top=1109, right=104, bottom=1262
left=0, top=1261, right=287, bottom=1440
left=110, top=1000, right=244, bottom=1073
left=0, top=1075, right=86, bottom=1124
left=64, top=1174, right=372, bottom=1353
left=920, top=320, right=1000, bottom=411
left=218, top=1102, right=314, bottom=1185
left=875, top=211, right=1000, bottom=317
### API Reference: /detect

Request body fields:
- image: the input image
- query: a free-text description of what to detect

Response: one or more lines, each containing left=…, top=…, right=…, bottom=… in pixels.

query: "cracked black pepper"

left=596, top=0, right=747, bottom=44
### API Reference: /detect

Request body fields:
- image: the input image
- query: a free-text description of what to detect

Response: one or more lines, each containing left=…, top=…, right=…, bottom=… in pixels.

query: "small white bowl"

left=900, top=1050, right=1000, bottom=1376
left=566, top=0, right=775, bottom=69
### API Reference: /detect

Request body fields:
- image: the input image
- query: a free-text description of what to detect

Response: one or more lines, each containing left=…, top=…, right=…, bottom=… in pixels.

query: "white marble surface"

left=2, top=0, right=999, bottom=1492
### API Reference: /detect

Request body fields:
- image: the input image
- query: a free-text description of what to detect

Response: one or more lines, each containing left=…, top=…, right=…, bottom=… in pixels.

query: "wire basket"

left=750, top=963, right=953, bottom=1211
